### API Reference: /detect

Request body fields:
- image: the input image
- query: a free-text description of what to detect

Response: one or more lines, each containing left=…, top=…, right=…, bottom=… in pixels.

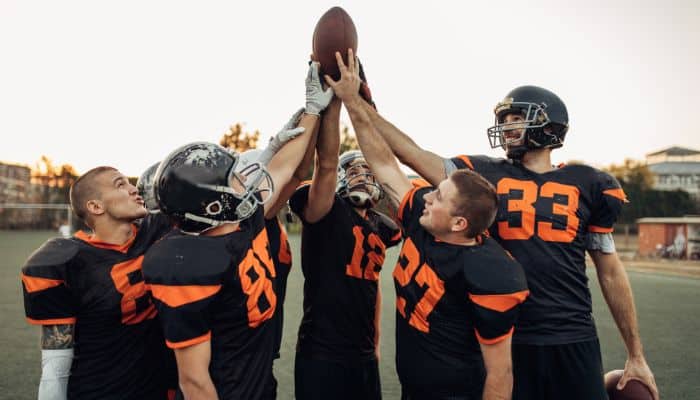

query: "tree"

left=339, top=124, right=360, bottom=154
left=219, top=123, right=260, bottom=152
left=604, top=159, right=698, bottom=225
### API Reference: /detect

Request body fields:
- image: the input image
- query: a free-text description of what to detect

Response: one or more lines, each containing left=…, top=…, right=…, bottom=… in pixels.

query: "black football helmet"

left=336, top=150, right=383, bottom=209
left=137, top=162, right=160, bottom=214
left=154, top=142, right=273, bottom=235
left=487, top=85, right=569, bottom=160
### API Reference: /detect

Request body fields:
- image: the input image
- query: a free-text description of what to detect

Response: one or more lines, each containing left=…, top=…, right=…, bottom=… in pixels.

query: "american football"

left=604, top=370, right=654, bottom=400
left=312, top=6, right=358, bottom=80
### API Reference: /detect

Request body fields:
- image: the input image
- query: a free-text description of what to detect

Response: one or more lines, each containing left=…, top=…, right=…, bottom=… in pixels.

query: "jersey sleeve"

left=449, top=154, right=493, bottom=171
left=143, top=237, right=229, bottom=349
left=466, top=243, right=529, bottom=344
left=21, top=238, right=79, bottom=325
left=589, top=170, right=627, bottom=234
left=397, top=181, right=433, bottom=234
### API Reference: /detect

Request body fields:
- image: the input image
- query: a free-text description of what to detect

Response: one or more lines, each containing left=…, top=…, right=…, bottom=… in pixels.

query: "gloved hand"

left=257, top=108, right=306, bottom=166
left=357, top=58, right=377, bottom=110
left=305, top=61, right=334, bottom=115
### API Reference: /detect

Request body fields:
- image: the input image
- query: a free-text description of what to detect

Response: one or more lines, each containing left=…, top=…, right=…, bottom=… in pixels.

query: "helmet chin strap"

left=348, top=191, right=374, bottom=209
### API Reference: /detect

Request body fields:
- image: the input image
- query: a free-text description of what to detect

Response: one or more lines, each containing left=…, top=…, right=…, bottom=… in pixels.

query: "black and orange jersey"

left=265, top=216, right=292, bottom=358
left=393, top=185, right=528, bottom=395
left=289, top=184, right=401, bottom=361
left=451, top=154, right=626, bottom=345
left=21, top=213, right=175, bottom=400
left=143, top=206, right=276, bottom=400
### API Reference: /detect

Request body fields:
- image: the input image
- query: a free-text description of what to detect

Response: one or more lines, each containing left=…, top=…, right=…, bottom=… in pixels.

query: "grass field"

left=2, top=230, right=699, bottom=399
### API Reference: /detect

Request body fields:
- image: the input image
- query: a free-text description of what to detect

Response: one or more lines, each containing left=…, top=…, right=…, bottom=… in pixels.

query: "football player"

left=344, top=63, right=658, bottom=398
left=326, top=50, right=529, bottom=400
left=234, top=146, right=317, bottom=400
left=289, top=93, right=402, bottom=400
left=142, top=61, right=333, bottom=400
left=21, top=166, right=176, bottom=400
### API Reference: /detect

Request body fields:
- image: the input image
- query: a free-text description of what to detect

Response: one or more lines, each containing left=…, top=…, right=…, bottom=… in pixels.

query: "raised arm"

left=265, top=119, right=321, bottom=218
left=304, top=96, right=342, bottom=223
left=265, top=62, right=333, bottom=214
left=590, top=250, right=659, bottom=400
left=356, top=63, right=447, bottom=186
left=325, top=50, right=412, bottom=210
left=38, top=325, right=74, bottom=400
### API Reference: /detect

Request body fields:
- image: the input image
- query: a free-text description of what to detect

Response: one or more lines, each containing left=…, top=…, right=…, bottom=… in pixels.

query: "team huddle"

left=21, top=51, right=658, bottom=400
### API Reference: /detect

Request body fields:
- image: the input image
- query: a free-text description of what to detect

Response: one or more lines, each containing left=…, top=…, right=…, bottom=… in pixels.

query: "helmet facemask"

left=337, top=155, right=383, bottom=209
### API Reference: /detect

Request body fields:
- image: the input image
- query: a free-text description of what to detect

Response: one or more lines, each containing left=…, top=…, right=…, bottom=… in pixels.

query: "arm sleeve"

left=21, top=239, right=78, bottom=325
left=589, top=171, right=627, bottom=234
left=396, top=183, right=433, bottom=235
left=38, top=349, right=73, bottom=400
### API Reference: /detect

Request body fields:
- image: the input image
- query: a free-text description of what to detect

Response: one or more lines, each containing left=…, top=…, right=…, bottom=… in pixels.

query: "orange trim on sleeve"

left=26, top=317, right=77, bottom=325
left=397, top=187, right=420, bottom=222
left=588, top=225, right=613, bottom=233
left=74, top=225, right=138, bottom=253
left=469, top=290, right=529, bottom=312
left=296, top=180, right=313, bottom=189
left=390, top=230, right=402, bottom=242
left=603, top=188, right=628, bottom=203
left=475, top=326, right=514, bottom=345
left=166, top=331, right=211, bottom=349
left=21, top=274, right=64, bottom=293
left=150, top=284, right=222, bottom=308
left=410, top=178, right=431, bottom=188
left=456, top=155, right=474, bottom=170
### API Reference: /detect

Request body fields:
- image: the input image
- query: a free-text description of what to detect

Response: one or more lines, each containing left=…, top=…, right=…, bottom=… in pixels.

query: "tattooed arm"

left=39, top=324, right=74, bottom=400
left=325, top=50, right=412, bottom=212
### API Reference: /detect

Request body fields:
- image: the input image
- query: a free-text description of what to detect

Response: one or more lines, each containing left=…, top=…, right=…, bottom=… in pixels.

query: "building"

left=637, top=216, right=700, bottom=259
left=646, top=147, right=700, bottom=197
left=0, top=162, right=31, bottom=203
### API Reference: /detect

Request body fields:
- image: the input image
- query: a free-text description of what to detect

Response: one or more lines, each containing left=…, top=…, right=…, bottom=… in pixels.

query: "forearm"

left=482, top=371, right=512, bottom=400
left=593, top=252, right=644, bottom=357
left=179, top=377, right=219, bottom=400
left=39, top=325, right=74, bottom=400
left=361, top=100, right=446, bottom=185
left=316, top=99, right=341, bottom=170
left=345, top=96, right=397, bottom=173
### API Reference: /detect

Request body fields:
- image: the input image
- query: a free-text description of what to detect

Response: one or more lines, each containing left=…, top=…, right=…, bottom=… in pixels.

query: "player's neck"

left=435, top=231, right=477, bottom=246
left=521, top=148, right=554, bottom=174
left=91, top=219, right=135, bottom=246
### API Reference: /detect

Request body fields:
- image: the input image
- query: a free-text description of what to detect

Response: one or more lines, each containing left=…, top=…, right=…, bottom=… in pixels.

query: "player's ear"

left=86, top=199, right=105, bottom=217
left=451, top=216, right=468, bottom=233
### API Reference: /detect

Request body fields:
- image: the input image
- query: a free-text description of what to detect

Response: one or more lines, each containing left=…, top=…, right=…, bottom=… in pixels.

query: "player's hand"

left=324, top=49, right=362, bottom=102
left=305, top=61, right=334, bottom=116
left=619, top=356, right=659, bottom=400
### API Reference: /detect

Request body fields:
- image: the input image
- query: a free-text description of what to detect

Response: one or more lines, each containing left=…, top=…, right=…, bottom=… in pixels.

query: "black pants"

left=512, top=339, right=607, bottom=400
left=294, top=354, right=381, bottom=400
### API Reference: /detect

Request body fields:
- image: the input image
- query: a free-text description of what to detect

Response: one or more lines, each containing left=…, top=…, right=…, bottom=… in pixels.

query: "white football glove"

left=305, top=62, right=334, bottom=116
left=257, top=108, right=306, bottom=166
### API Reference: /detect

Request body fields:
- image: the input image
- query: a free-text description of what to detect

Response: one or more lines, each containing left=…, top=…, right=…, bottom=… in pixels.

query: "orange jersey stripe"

left=74, top=225, right=138, bottom=253
left=21, top=273, right=64, bottom=293
left=150, top=284, right=222, bottom=308
left=166, top=331, right=211, bottom=349
left=475, top=326, right=514, bottom=345
left=456, top=155, right=474, bottom=170
left=390, top=230, right=403, bottom=242
left=469, top=290, right=529, bottom=312
left=589, top=225, right=613, bottom=233
left=603, top=188, right=628, bottom=202
left=26, top=317, right=77, bottom=325
left=410, top=178, right=431, bottom=188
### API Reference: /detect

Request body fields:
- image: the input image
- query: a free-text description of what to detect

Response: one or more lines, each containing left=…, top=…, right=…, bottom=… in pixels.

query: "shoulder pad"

left=23, top=238, right=79, bottom=270
left=143, top=234, right=234, bottom=285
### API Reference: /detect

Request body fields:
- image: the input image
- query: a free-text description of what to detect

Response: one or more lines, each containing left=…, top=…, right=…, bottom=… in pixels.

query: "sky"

left=1, top=0, right=698, bottom=177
